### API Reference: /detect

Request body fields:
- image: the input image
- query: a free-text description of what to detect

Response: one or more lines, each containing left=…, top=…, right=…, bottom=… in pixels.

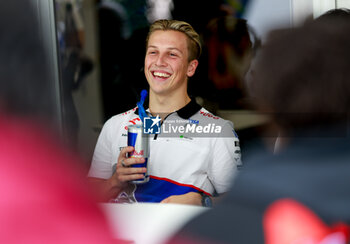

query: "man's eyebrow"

left=147, top=45, right=183, bottom=53
left=168, top=47, right=183, bottom=53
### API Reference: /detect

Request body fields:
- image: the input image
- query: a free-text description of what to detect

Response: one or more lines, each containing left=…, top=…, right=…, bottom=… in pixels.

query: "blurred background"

left=32, top=0, right=350, bottom=170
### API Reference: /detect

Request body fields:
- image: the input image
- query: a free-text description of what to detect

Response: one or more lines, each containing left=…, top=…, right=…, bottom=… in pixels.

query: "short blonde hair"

left=146, top=19, right=202, bottom=61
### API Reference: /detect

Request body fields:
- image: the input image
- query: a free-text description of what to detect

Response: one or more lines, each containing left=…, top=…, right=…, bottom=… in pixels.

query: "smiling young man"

left=88, top=19, right=241, bottom=206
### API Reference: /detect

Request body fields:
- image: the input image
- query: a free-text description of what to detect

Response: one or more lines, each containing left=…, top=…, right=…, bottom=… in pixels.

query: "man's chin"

left=148, top=84, right=170, bottom=95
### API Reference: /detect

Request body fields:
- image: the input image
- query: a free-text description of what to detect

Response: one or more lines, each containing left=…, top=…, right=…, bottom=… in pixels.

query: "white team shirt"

left=88, top=100, right=241, bottom=203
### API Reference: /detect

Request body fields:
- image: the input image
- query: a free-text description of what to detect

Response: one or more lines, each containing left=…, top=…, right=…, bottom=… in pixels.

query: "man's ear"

left=187, top=59, right=199, bottom=77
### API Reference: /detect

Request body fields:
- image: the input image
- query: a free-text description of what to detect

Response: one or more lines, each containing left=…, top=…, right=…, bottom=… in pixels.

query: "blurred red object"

left=264, top=199, right=350, bottom=244
left=0, top=116, right=117, bottom=243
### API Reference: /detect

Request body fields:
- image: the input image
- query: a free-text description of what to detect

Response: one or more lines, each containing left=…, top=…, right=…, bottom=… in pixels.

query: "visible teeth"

left=154, top=72, right=170, bottom=78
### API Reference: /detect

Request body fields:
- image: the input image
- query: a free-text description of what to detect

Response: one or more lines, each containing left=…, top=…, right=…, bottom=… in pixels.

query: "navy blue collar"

left=134, top=98, right=201, bottom=119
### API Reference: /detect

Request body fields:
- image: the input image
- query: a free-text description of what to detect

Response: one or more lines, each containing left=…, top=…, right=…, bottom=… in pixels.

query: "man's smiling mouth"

left=152, top=71, right=171, bottom=78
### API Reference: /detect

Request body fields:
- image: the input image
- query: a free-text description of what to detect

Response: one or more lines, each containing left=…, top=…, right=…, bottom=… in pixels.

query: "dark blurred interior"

left=54, top=0, right=284, bottom=165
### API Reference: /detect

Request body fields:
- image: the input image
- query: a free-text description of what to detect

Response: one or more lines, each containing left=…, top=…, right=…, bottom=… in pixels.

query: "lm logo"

left=143, top=116, right=161, bottom=134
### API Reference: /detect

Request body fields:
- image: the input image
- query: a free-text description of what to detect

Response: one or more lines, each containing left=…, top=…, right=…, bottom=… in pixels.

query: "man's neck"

left=148, top=91, right=191, bottom=118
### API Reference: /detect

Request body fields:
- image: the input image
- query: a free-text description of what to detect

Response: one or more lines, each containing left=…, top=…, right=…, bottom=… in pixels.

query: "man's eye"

left=170, top=53, right=177, bottom=57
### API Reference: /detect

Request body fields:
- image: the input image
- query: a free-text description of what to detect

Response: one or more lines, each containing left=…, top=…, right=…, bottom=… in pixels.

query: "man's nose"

left=155, top=54, right=166, bottom=66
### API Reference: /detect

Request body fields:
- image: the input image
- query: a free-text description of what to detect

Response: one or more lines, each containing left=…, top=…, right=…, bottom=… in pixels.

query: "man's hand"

left=89, top=146, right=147, bottom=201
left=160, top=192, right=202, bottom=206
left=110, top=146, right=147, bottom=188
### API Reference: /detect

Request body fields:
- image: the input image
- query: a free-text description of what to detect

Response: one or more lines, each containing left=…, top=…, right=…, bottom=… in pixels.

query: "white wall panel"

left=291, top=0, right=314, bottom=26
left=243, top=0, right=292, bottom=42
left=313, top=0, right=336, bottom=18
left=336, top=0, right=350, bottom=8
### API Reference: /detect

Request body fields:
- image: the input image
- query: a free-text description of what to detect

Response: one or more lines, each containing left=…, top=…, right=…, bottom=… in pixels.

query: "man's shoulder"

left=193, top=107, right=238, bottom=138
left=195, top=107, right=231, bottom=124
left=103, top=107, right=140, bottom=129
left=107, top=107, right=138, bottom=121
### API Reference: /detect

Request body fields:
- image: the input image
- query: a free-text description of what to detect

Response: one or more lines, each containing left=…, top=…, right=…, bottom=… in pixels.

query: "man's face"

left=144, top=30, right=198, bottom=96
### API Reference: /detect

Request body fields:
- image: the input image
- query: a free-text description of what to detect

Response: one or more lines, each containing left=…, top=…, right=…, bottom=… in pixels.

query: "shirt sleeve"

left=88, top=119, right=115, bottom=179
left=208, top=120, right=242, bottom=194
